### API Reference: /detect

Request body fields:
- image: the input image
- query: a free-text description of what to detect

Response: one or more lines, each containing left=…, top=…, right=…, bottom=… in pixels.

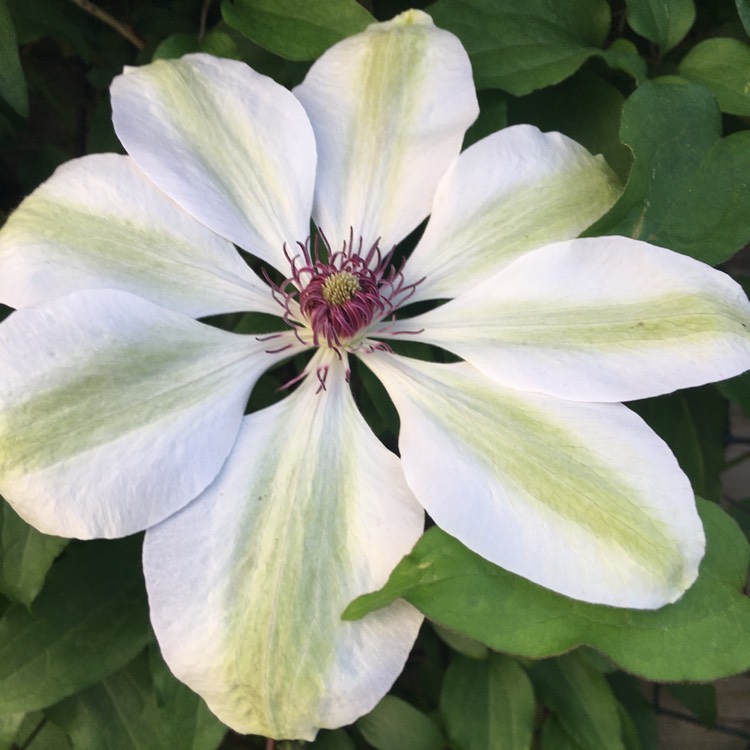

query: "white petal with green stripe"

left=293, top=9, right=478, bottom=251
left=398, top=237, right=750, bottom=402
left=404, top=125, right=621, bottom=302
left=111, top=54, right=315, bottom=272
left=0, top=154, right=278, bottom=317
left=143, top=355, right=424, bottom=739
left=363, top=352, right=705, bottom=609
left=0, top=290, right=299, bottom=539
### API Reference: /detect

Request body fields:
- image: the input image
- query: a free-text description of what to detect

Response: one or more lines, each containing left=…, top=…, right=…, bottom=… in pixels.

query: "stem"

left=265, top=739, right=275, bottom=750
left=655, top=706, right=750, bottom=739
left=68, top=0, right=144, bottom=50
left=725, top=450, right=750, bottom=470
left=199, top=0, right=214, bottom=42
left=17, top=718, right=47, bottom=750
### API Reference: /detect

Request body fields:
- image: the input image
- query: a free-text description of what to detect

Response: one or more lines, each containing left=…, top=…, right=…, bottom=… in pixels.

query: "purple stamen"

left=316, top=365, right=329, bottom=393
left=268, top=231, right=423, bottom=353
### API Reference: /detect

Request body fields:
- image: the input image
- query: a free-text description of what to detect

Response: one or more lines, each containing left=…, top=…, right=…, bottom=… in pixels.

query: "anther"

left=321, top=272, right=360, bottom=305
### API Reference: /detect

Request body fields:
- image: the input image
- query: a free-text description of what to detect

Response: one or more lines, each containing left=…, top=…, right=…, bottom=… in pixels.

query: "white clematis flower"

left=0, top=8, right=749, bottom=740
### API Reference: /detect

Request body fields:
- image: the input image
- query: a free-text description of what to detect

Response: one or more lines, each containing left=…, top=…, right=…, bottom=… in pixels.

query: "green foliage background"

left=1, top=0, right=750, bottom=748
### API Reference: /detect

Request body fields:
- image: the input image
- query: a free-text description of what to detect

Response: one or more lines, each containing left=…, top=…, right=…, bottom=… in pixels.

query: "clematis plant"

left=0, top=8, right=749, bottom=741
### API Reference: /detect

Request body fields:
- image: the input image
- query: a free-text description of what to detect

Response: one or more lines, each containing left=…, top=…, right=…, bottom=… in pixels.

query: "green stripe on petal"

left=404, top=125, right=621, bottom=302
left=0, top=155, right=278, bottom=317
left=112, top=55, right=316, bottom=272
left=363, top=352, right=704, bottom=609
left=0, top=291, right=300, bottom=539
left=400, top=237, right=750, bottom=402
left=294, top=9, right=478, bottom=250
left=143, top=354, right=423, bottom=739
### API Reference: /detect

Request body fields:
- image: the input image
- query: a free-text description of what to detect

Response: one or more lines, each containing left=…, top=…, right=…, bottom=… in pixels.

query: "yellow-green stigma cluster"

left=321, top=272, right=360, bottom=306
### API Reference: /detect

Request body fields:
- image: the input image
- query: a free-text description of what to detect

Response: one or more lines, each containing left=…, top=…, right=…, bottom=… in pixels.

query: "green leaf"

left=356, top=356, right=400, bottom=443
left=576, top=647, right=618, bottom=675
left=86, top=97, right=121, bottom=155
left=530, top=652, right=626, bottom=750
left=738, top=0, right=750, bottom=35
left=727, top=503, right=750, bottom=548
left=0, top=0, right=28, bottom=116
left=463, top=89, right=508, bottom=149
left=718, top=372, right=750, bottom=416
left=508, top=70, right=632, bottom=181
left=630, top=389, right=726, bottom=502
left=616, top=702, right=645, bottom=750
left=433, top=622, right=489, bottom=660
left=6, top=0, right=94, bottom=60
left=12, top=713, right=71, bottom=750
left=587, top=79, right=750, bottom=265
left=345, top=500, right=750, bottom=682
left=625, top=0, right=695, bottom=52
left=407, top=625, right=447, bottom=709
left=47, top=651, right=226, bottom=750
left=540, top=715, right=585, bottom=749
left=0, top=711, right=24, bottom=750
left=681, top=388, right=728, bottom=503
left=598, top=39, right=648, bottom=84
left=440, top=653, right=535, bottom=750
left=148, top=648, right=227, bottom=748
left=310, top=729, right=356, bottom=750
left=356, top=695, right=446, bottom=750
left=680, top=38, right=750, bottom=115
left=428, top=0, right=611, bottom=94
left=153, top=30, right=240, bottom=61
left=0, top=537, right=151, bottom=713
left=201, top=30, right=240, bottom=59
left=153, top=32, right=201, bottom=60
left=666, top=683, right=717, bottom=726
left=609, top=674, right=658, bottom=750
left=0, top=498, right=68, bottom=606
left=17, top=143, right=68, bottom=194
left=221, top=0, right=374, bottom=61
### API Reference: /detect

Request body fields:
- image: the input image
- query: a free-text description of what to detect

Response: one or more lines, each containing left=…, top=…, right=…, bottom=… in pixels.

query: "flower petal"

left=143, top=355, right=424, bottom=739
left=403, top=126, right=621, bottom=302
left=362, top=352, right=705, bottom=609
left=0, top=290, right=301, bottom=539
left=111, top=54, right=316, bottom=271
left=0, top=154, right=279, bottom=317
left=293, top=10, right=478, bottom=250
left=397, top=237, right=750, bottom=402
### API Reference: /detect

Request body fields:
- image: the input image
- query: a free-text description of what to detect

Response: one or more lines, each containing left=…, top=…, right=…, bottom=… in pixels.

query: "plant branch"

left=17, top=718, right=47, bottom=750
left=69, top=0, right=144, bottom=50
left=199, top=0, right=214, bottom=42
left=725, top=450, right=750, bottom=470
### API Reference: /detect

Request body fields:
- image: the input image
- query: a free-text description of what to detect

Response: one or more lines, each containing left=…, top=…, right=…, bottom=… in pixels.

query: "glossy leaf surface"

left=346, top=501, right=750, bottom=682
left=222, top=0, right=374, bottom=60
left=47, top=652, right=226, bottom=750
left=429, top=0, right=611, bottom=94
left=0, top=499, right=67, bottom=606
left=0, top=537, right=150, bottom=713
left=441, top=653, right=535, bottom=750
left=0, top=0, right=27, bottom=116
left=589, top=80, right=750, bottom=265
left=626, top=0, right=695, bottom=52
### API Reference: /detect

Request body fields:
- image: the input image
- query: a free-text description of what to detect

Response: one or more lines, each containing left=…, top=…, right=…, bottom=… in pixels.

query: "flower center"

left=299, top=254, right=382, bottom=349
left=321, top=272, right=360, bottom=305
left=269, top=231, right=422, bottom=353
